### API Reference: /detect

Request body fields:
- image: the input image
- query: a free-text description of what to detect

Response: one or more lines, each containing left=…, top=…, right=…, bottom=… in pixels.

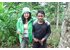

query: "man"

left=32, top=10, right=51, bottom=48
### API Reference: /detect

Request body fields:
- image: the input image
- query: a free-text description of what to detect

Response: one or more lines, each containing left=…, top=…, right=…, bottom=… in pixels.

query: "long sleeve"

left=32, top=24, right=35, bottom=38
left=44, top=25, right=51, bottom=39
left=16, top=19, right=21, bottom=33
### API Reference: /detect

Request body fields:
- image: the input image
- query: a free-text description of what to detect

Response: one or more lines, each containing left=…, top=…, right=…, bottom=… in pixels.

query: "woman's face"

left=24, top=12, right=30, bottom=19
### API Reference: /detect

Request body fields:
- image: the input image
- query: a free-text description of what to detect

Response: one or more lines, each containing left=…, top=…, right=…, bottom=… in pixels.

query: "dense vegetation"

left=0, top=2, right=67, bottom=48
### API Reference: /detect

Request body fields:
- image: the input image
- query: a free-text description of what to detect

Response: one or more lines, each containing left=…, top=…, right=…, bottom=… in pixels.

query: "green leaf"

left=0, top=2, right=3, bottom=13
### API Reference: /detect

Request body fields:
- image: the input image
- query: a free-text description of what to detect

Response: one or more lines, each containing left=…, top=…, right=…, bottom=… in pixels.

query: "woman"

left=16, top=7, right=36, bottom=48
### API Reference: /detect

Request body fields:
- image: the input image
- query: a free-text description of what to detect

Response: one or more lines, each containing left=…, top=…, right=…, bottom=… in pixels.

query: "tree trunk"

left=58, top=2, right=70, bottom=48
left=56, top=2, right=59, bottom=29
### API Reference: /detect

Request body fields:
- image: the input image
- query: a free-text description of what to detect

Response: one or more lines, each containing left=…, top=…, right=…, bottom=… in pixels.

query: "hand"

left=33, top=38, right=39, bottom=42
left=41, top=38, right=45, bottom=42
left=17, top=31, right=23, bottom=38
left=17, top=31, right=20, bottom=34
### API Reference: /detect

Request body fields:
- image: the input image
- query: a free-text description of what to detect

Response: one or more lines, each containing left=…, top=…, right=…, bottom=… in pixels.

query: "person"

left=32, top=10, right=51, bottom=48
left=16, top=7, right=36, bottom=48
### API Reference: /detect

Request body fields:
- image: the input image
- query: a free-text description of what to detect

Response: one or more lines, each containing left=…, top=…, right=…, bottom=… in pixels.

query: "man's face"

left=37, top=13, right=44, bottom=21
left=24, top=12, right=30, bottom=19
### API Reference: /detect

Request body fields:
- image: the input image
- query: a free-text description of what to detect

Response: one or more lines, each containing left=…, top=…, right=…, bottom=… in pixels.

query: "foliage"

left=0, top=2, right=66, bottom=47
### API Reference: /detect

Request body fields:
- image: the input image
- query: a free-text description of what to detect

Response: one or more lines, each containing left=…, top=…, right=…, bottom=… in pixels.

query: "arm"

left=32, top=24, right=35, bottom=39
left=16, top=18, right=23, bottom=39
left=16, top=19, right=21, bottom=34
left=41, top=25, right=51, bottom=42
left=44, top=25, right=51, bottom=39
left=32, top=24, right=39, bottom=42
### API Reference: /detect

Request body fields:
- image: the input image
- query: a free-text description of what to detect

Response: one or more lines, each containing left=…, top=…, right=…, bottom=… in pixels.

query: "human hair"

left=36, top=10, right=45, bottom=16
left=22, top=12, right=31, bottom=24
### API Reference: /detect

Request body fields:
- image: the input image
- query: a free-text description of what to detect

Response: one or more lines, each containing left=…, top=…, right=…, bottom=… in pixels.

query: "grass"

left=47, top=25, right=61, bottom=48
